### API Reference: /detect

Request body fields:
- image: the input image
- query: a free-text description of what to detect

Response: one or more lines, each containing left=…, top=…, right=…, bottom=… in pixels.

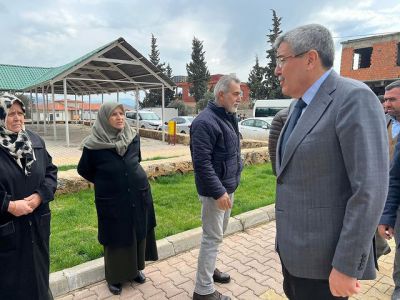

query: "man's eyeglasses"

left=276, top=50, right=309, bottom=68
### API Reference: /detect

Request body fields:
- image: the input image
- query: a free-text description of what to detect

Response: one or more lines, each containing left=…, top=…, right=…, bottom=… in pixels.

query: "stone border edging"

left=49, top=204, right=276, bottom=297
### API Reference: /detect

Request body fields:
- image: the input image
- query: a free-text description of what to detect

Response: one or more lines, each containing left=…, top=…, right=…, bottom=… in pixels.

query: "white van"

left=125, top=110, right=162, bottom=130
left=253, top=99, right=292, bottom=117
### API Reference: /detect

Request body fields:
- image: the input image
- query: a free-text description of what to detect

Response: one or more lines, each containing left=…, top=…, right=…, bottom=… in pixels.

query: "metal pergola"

left=1, top=37, right=175, bottom=146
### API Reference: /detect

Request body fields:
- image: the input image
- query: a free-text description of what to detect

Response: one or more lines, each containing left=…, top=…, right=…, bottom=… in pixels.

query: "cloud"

left=309, top=2, right=400, bottom=36
left=0, top=3, right=8, bottom=14
left=303, top=1, right=400, bottom=71
left=1, top=0, right=399, bottom=83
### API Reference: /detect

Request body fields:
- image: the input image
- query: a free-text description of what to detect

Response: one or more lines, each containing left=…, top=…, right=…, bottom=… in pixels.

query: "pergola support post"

left=51, top=84, right=57, bottom=140
left=63, top=79, right=70, bottom=147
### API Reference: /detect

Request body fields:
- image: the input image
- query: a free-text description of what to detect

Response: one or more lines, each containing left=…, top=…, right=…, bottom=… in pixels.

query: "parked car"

left=125, top=110, right=162, bottom=130
left=160, top=116, right=195, bottom=134
left=238, top=117, right=273, bottom=140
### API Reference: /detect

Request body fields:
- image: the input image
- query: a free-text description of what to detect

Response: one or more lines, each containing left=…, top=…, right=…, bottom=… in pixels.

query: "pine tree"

left=142, top=34, right=166, bottom=108
left=164, top=63, right=175, bottom=107
left=265, top=9, right=283, bottom=99
left=248, top=55, right=267, bottom=100
left=186, top=37, right=210, bottom=103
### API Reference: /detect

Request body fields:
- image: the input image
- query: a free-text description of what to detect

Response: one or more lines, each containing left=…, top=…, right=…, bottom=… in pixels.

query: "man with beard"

left=378, top=80, right=400, bottom=300
left=190, top=75, right=242, bottom=300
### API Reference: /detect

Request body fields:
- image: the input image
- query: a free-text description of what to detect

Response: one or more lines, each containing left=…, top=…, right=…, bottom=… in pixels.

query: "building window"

left=397, top=43, right=400, bottom=66
left=353, top=47, right=373, bottom=70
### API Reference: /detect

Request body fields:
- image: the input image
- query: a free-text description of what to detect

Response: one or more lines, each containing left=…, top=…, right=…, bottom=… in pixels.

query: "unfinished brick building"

left=340, top=32, right=400, bottom=95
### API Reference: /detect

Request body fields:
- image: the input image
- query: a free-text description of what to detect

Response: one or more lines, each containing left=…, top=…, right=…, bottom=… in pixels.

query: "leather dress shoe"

left=107, top=283, right=122, bottom=295
left=213, top=268, right=231, bottom=283
left=193, top=290, right=231, bottom=300
left=133, top=270, right=146, bottom=284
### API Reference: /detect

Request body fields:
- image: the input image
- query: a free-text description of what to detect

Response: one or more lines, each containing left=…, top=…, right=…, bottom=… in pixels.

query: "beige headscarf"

left=82, top=102, right=136, bottom=156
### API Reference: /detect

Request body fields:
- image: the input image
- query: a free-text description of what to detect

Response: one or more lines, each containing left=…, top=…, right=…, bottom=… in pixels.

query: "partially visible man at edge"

left=378, top=80, right=400, bottom=300
left=274, top=24, right=388, bottom=299
left=190, top=75, right=243, bottom=300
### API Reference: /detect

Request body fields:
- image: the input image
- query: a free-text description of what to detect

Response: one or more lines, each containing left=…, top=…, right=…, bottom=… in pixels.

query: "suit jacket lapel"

left=277, top=71, right=338, bottom=177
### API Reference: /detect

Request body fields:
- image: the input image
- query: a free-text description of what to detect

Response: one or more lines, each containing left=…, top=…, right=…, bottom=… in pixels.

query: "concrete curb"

left=50, top=204, right=276, bottom=297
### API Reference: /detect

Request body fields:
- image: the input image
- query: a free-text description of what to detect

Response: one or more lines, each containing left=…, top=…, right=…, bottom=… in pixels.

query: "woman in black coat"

left=78, top=102, right=158, bottom=295
left=0, top=94, right=58, bottom=300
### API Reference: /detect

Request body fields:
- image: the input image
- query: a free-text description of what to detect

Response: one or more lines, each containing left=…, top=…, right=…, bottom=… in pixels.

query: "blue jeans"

left=194, top=194, right=233, bottom=295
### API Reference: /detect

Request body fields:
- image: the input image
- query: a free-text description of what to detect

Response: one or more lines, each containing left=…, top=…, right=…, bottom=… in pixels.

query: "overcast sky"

left=1, top=0, right=400, bottom=83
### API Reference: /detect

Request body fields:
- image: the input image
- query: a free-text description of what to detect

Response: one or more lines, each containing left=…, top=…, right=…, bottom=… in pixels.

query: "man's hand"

left=329, top=268, right=360, bottom=297
left=378, top=224, right=394, bottom=240
left=216, top=192, right=232, bottom=210
left=24, top=193, right=42, bottom=210
left=8, top=200, right=34, bottom=217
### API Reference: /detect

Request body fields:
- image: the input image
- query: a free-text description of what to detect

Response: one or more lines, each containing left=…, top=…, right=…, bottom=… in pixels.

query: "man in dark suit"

left=274, top=24, right=389, bottom=299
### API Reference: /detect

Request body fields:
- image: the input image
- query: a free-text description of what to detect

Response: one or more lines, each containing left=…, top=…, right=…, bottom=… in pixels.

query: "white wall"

left=32, top=111, right=74, bottom=122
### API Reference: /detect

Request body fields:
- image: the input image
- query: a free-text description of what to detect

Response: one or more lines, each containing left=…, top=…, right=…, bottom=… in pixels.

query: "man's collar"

left=209, top=100, right=235, bottom=116
left=301, top=69, right=332, bottom=105
left=390, top=115, right=400, bottom=123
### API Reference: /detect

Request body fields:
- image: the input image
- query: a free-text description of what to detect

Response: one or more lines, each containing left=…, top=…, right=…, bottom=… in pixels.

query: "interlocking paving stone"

left=56, top=221, right=397, bottom=299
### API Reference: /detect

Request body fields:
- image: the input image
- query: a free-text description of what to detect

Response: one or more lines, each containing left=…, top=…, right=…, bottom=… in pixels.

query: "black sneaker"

left=213, top=268, right=231, bottom=284
left=193, top=290, right=231, bottom=300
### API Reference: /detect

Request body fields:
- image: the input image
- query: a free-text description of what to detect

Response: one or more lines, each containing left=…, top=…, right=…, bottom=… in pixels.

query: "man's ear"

left=217, top=91, right=224, bottom=103
left=306, top=50, right=319, bottom=69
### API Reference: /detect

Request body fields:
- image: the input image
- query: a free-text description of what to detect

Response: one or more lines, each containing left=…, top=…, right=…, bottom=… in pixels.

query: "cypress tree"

left=186, top=37, right=210, bottom=103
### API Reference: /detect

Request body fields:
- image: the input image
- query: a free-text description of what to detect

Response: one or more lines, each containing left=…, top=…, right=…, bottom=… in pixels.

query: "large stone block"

left=138, top=128, right=190, bottom=145
left=142, top=157, right=193, bottom=179
left=241, top=140, right=268, bottom=149
left=241, top=147, right=269, bottom=165
left=56, top=148, right=270, bottom=194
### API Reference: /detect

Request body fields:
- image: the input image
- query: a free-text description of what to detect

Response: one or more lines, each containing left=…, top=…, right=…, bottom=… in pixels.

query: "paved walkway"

left=26, top=124, right=190, bottom=166
left=55, top=221, right=396, bottom=300
left=46, top=138, right=190, bottom=166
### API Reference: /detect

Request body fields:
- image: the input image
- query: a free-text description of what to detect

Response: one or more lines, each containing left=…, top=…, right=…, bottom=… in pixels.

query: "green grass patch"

left=58, top=164, right=78, bottom=171
left=49, top=163, right=276, bottom=272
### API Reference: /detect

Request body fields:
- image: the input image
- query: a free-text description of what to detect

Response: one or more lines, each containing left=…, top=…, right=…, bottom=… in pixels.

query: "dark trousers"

left=281, top=262, right=348, bottom=300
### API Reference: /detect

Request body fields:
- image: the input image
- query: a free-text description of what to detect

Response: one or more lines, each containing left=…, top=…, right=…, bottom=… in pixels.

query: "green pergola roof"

left=0, top=37, right=175, bottom=94
left=0, top=64, right=51, bottom=91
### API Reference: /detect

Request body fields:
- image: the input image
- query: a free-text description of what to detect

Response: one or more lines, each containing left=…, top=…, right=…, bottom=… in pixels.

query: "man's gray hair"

left=214, top=74, right=241, bottom=102
left=274, top=24, right=335, bottom=69
left=385, top=80, right=400, bottom=91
